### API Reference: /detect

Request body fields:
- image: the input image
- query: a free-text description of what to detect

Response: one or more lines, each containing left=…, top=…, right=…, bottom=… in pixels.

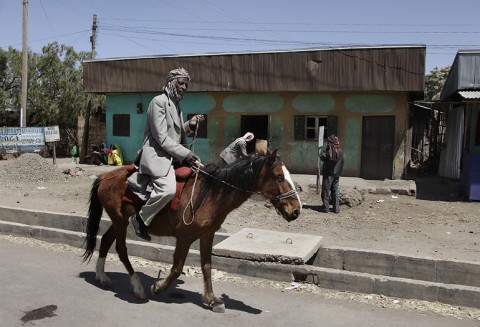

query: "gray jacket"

left=220, top=137, right=248, bottom=164
left=139, top=93, right=193, bottom=177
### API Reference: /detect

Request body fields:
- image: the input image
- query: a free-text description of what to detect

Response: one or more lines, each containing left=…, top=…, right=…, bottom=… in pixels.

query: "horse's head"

left=258, top=150, right=302, bottom=222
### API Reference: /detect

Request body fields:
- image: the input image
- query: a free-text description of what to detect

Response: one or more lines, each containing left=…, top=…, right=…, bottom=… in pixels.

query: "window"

left=294, top=115, right=337, bottom=141
left=186, top=114, right=208, bottom=138
left=112, top=114, right=130, bottom=137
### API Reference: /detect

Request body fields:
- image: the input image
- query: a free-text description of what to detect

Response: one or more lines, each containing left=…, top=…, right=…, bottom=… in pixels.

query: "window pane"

left=306, top=128, right=316, bottom=139
left=306, top=117, right=316, bottom=128
left=112, top=114, right=130, bottom=137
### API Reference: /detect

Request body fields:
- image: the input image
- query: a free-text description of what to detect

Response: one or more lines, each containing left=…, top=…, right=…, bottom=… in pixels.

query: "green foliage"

left=0, top=42, right=105, bottom=128
left=424, top=65, right=451, bottom=101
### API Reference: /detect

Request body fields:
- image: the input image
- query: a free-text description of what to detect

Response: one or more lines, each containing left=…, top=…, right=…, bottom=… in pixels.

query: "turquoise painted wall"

left=345, top=95, right=396, bottom=112
left=106, top=93, right=215, bottom=163
left=105, top=91, right=407, bottom=177
left=223, top=94, right=283, bottom=113
left=292, top=94, right=335, bottom=113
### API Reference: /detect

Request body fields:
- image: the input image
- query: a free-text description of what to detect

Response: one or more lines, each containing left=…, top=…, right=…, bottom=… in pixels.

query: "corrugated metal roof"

left=83, top=45, right=426, bottom=94
left=458, top=90, right=480, bottom=99
left=440, top=50, right=480, bottom=100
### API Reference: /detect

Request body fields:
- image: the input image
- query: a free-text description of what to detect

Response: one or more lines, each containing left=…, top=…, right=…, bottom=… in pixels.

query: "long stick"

left=316, top=126, right=325, bottom=194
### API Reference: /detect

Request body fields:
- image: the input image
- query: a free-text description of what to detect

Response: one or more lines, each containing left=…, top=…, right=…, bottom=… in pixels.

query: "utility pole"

left=80, top=14, right=97, bottom=164
left=20, top=0, right=28, bottom=127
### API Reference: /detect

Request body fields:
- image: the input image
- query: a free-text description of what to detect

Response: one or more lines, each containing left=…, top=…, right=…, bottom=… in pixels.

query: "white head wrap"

left=243, top=132, right=254, bottom=141
left=164, top=68, right=190, bottom=103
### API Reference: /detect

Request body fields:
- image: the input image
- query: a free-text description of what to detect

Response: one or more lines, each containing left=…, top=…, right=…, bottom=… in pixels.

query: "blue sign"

left=0, top=127, right=45, bottom=154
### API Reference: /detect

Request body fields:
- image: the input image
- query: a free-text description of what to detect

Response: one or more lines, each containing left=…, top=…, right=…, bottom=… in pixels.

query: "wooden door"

left=361, top=116, right=395, bottom=180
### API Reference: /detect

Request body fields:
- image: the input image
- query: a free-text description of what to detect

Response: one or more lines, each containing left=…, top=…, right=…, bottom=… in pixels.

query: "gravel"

left=0, top=153, right=71, bottom=186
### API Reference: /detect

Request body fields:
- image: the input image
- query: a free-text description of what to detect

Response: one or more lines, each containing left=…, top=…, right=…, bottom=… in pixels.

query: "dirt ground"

left=1, top=154, right=480, bottom=321
left=0, top=155, right=479, bottom=263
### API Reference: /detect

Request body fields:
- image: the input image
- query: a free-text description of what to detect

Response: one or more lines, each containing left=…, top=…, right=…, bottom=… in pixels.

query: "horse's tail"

left=82, top=176, right=104, bottom=263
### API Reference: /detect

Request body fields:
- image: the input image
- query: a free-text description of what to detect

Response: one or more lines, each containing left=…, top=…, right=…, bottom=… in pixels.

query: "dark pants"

left=321, top=175, right=340, bottom=213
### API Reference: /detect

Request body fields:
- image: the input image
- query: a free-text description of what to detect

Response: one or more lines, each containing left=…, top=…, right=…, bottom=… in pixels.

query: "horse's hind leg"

left=151, top=240, right=191, bottom=295
left=200, top=233, right=225, bottom=313
left=95, top=225, right=116, bottom=286
left=114, top=224, right=147, bottom=300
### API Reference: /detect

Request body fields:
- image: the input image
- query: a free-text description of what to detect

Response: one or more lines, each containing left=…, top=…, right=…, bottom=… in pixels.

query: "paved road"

left=0, top=237, right=476, bottom=327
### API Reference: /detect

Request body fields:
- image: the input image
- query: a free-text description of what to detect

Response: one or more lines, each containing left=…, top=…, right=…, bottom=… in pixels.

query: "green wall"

left=105, top=91, right=407, bottom=178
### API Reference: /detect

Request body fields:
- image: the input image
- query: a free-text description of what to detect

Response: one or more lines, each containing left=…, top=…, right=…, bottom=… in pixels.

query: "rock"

left=339, top=188, right=364, bottom=207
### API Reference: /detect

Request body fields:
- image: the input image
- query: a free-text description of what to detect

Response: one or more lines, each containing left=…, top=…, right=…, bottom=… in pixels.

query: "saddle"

left=122, top=163, right=193, bottom=211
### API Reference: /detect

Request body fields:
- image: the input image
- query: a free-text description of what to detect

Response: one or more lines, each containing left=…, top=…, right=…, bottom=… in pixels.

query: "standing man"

left=320, top=134, right=344, bottom=214
left=128, top=68, right=204, bottom=241
left=220, top=132, right=255, bottom=165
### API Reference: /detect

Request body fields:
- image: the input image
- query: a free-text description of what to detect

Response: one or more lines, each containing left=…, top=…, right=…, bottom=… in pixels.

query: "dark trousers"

left=321, top=175, right=340, bottom=213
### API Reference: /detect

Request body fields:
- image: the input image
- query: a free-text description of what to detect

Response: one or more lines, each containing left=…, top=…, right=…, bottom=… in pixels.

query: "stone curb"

left=1, top=206, right=480, bottom=309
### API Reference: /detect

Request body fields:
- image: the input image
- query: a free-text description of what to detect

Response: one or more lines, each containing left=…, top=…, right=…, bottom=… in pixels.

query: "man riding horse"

left=126, top=68, right=204, bottom=241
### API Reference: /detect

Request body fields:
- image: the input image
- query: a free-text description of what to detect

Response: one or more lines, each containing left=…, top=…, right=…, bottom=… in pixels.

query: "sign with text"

left=44, top=125, right=60, bottom=143
left=0, top=127, right=45, bottom=154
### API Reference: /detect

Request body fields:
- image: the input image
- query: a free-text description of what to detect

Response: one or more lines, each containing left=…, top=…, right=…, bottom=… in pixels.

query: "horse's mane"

left=193, top=154, right=280, bottom=211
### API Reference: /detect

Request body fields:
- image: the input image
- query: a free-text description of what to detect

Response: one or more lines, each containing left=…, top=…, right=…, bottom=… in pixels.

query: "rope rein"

left=182, top=118, right=200, bottom=225
left=191, top=164, right=298, bottom=201
left=182, top=118, right=298, bottom=224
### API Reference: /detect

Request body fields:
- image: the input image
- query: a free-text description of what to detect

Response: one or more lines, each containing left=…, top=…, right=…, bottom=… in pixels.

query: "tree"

left=424, top=65, right=451, bottom=101
left=0, top=43, right=104, bottom=128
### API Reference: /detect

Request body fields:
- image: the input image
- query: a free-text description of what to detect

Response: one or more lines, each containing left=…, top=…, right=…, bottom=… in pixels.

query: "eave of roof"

left=84, top=44, right=426, bottom=63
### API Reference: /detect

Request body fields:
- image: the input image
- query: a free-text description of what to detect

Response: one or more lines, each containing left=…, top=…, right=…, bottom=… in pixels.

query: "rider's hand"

left=189, top=114, right=204, bottom=129
left=183, top=151, right=200, bottom=167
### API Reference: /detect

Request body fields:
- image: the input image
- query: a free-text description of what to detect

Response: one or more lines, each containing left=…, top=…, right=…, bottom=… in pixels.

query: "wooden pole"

left=316, top=126, right=325, bottom=194
left=52, top=142, right=57, bottom=165
left=20, top=0, right=28, bottom=127
left=79, top=14, right=97, bottom=164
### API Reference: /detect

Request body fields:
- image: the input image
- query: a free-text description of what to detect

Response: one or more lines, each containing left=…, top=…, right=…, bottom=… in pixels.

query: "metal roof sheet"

left=458, top=90, right=480, bottom=99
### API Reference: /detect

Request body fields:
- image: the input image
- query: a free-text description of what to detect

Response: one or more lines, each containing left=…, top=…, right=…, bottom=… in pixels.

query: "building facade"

left=83, top=45, right=426, bottom=179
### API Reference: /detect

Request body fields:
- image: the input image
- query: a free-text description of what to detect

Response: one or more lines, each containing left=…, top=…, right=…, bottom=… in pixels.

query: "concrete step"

left=1, top=205, right=480, bottom=309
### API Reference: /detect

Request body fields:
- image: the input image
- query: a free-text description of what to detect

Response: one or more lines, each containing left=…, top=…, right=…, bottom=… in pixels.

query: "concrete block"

left=391, top=255, right=436, bottom=281
left=213, top=228, right=323, bottom=264
left=436, top=260, right=480, bottom=287
left=315, top=269, right=376, bottom=293
left=374, top=277, right=439, bottom=302
left=315, top=247, right=344, bottom=269
left=344, top=249, right=396, bottom=275
left=438, top=284, right=480, bottom=308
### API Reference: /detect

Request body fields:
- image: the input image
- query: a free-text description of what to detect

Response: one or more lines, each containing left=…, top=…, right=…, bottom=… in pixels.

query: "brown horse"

left=82, top=150, right=301, bottom=312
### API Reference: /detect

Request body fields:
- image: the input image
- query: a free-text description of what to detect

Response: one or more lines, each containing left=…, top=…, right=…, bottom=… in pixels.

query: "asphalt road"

left=0, top=236, right=477, bottom=327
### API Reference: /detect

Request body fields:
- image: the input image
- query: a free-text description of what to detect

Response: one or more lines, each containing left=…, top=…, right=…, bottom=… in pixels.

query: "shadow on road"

left=78, top=271, right=261, bottom=314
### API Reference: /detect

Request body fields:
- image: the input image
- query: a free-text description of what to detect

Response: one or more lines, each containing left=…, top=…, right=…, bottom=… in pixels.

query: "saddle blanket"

left=122, top=164, right=192, bottom=211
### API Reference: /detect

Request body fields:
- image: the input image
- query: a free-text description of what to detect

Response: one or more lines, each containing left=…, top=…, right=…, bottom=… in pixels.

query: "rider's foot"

left=130, top=213, right=151, bottom=241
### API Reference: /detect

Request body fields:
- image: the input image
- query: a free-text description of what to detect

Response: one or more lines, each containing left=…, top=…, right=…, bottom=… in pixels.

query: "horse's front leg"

left=200, top=233, right=225, bottom=313
left=151, top=239, right=191, bottom=295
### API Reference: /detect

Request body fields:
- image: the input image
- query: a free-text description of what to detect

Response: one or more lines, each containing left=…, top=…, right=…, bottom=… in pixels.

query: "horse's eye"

left=277, top=174, right=284, bottom=182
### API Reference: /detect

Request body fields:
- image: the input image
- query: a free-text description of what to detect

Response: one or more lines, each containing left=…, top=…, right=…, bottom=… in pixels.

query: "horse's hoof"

left=96, top=274, right=112, bottom=287
left=211, top=301, right=225, bottom=313
left=99, top=277, right=112, bottom=287
left=134, top=289, right=146, bottom=300
left=150, top=285, right=156, bottom=295
left=151, top=284, right=160, bottom=295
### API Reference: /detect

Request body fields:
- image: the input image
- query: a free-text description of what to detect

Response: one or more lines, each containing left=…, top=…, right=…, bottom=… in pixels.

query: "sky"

left=1, top=0, right=480, bottom=73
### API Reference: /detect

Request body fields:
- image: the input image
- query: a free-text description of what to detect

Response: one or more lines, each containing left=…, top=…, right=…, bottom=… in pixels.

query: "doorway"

left=241, top=115, right=269, bottom=153
left=360, top=116, right=395, bottom=180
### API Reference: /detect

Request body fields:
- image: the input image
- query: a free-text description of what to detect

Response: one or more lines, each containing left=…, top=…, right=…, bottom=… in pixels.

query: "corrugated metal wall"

left=84, top=46, right=425, bottom=94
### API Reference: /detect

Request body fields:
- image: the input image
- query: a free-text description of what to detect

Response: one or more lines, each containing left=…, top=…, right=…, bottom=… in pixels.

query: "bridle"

left=190, top=162, right=299, bottom=202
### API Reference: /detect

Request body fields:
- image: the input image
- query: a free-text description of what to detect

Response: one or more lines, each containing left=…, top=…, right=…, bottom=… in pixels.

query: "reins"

left=189, top=162, right=299, bottom=201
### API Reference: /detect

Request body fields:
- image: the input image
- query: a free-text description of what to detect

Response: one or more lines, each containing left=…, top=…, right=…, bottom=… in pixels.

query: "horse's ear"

left=266, top=149, right=279, bottom=167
